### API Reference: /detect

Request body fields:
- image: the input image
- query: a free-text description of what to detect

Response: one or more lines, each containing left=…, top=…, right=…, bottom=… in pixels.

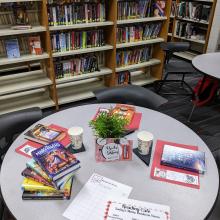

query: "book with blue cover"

left=161, top=144, right=205, bottom=174
left=5, top=39, right=20, bottom=58
left=31, top=141, right=80, bottom=181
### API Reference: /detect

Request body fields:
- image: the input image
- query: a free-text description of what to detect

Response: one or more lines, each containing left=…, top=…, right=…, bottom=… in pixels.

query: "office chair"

left=93, top=85, right=168, bottom=110
left=155, top=42, right=198, bottom=95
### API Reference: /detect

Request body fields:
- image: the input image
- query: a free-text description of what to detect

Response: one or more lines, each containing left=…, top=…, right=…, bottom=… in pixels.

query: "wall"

left=207, top=0, right=220, bottom=52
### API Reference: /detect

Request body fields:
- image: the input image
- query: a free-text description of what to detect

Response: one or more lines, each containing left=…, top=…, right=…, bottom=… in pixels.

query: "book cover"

left=153, top=1, right=166, bottom=17
left=22, top=168, right=53, bottom=187
left=5, top=39, right=20, bottom=58
left=28, top=36, right=42, bottom=55
left=22, top=176, right=73, bottom=200
left=13, top=3, right=29, bottom=25
left=31, top=141, right=80, bottom=181
left=161, top=144, right=206, bottom=174
left=24, top=124, right=66, bottom=145
left=150, top=140, right=200, bottom=189
left=21, top=177, right=58, bottom=193
left=95, top=138, right=132, bottom=162
left=15, top=141, right=42, bottom=158
left=26, top=159, right=51, bottom=182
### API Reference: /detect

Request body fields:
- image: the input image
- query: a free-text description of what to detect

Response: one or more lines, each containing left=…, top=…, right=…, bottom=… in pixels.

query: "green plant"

left=89, top=111, right=129, bottom=138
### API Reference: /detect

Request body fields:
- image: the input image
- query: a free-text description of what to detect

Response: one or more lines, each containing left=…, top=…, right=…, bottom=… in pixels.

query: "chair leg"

left=156, top=72, right=169, bottom=93
left=181, top=74, right=185, bottom=87
left=188, top=104, right=196, bottom=122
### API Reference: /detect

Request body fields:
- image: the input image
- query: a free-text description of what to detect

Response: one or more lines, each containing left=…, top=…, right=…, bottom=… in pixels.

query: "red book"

left=150, top=140, right=200, bottom=189
left=15, top=141, right=42, bottom=158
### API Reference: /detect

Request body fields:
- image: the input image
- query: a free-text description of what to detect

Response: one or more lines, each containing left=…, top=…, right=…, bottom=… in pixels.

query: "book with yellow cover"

left=22, top=177, right=73, bottom=200
left=21, top=178, right=58, bottom=193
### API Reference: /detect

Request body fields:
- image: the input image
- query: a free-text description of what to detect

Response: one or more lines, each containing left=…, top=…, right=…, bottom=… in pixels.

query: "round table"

left=0, top=104, right=219, bottom=220
left=192, top=52, right=220, bottom=78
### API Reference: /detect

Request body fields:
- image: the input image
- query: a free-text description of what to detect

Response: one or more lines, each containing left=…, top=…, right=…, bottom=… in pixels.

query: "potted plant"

left=89, top=110, right=133, bottom=162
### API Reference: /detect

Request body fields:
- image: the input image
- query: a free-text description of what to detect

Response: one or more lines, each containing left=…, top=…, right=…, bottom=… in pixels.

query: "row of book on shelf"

left=175, top=21, right=206, bottom=41
left=54, top=53, right=101, bottom=79
left=116, top=46, right=152, bottom=67
left=171, top=1, right=211, bottom=22
left=0, top=2, right=39, bottom=29
left=117, top=0, right=166, bottom=20
left=0, top=36, right=42, bottom=59
left=117, top=22, right=162, bottom=43
left=48, top=1, right=106, bottom=26
left=50, top=29, right=105, bottom=53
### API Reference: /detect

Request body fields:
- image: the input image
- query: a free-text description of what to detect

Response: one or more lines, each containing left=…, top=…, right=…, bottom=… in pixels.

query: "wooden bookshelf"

left=0, top=0, right=172, bottom=114
left=168, top=0, right=217, bottom=60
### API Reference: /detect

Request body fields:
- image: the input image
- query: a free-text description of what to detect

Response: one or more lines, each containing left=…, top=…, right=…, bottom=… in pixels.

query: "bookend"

left=67, top=143, right=86, bottom=154
left=133, top=146, right=153, bottom=166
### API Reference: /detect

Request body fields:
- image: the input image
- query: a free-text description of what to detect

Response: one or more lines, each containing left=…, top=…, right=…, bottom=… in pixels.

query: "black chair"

left=0, top=107, right=43, bottom=163
left=155, top=42, right=198, bottom=95
left=0, top=107, right=43, bottom=220
left=93, top=85, right=168, bottom=110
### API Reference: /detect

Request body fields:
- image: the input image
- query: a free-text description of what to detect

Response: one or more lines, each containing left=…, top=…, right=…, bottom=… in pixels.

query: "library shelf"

left=0, top=88, right=55, bottom=115
left=173, top=35, right=206, bottom=44
left=52, top=45, right=113, bottom=58
left=0, top=26, right=46, bottom=37
left=57, top=78, right=104, bottom=105
left=176, top=17, right=209, bottom=25
left=174, top=51, right=198, bottom=61
left=117, top=16, right=167, bottom=25
left=49, top=21, right=114, bottom=31
left=0, top=53, right=49, bottom=66
left=0, top=70, right=52, bottom=95
left=0, top=0, right=41, bottom=2
left=132, top=77, right=157, bottom=86
left=56, top=67, right=112, bottom=85
left=116, top=38, right=164, bottom=49
left=116, top=58, right=161, bottom=72
left=0, top=63, right=40, bottom=73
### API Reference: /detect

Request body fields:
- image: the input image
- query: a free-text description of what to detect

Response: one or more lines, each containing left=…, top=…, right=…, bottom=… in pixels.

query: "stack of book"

left=47, top=0, right=106, bottom=26
left=21, top=141, right=81, bottom=200
left=54, top=52, right=104, bottom=79
left=116, top=46, right=151, bottom=67
left=117, top=0, right=166, bottom=20
left=50, top=29, right=105, bottom=53
left=117, top=22, right=162, bottom=43
left=177, top=2, right=211, bottom=22
left=175, top=21, right=206, bottom=41
left=0, top=35, right=43, bottom=59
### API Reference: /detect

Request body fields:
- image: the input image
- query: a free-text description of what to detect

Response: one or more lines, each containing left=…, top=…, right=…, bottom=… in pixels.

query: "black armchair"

left=0, top=107, right=43, bottom=163
left=93, top=85, right=168, bottom=110
left=155, top=42, right=198, bottom=95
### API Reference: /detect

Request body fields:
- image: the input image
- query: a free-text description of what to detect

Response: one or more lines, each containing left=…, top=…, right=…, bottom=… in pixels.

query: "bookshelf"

left=0, top=0, right=171, bottom=114
left=169, top=0, right=217, bottom=61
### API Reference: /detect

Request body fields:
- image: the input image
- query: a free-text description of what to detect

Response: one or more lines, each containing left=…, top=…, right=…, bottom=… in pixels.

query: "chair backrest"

left=0, top=107, right=43, bottom=160
left=93, top=85, right=168, bottom=110
left=161, top=42, right=190, bottom=63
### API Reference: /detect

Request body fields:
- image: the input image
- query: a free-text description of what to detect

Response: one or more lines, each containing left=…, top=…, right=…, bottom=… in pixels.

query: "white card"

left=63, top=173, right=132, bottom=220
left=154, top=167, right=199, bottom=185
left=104, top=198, right=170, bottom=220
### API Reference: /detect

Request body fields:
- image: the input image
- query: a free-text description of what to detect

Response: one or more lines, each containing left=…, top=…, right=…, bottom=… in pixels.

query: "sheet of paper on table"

left=104, top=198, right=170, bottom=220
left=63, top=173, right=132, bottom=220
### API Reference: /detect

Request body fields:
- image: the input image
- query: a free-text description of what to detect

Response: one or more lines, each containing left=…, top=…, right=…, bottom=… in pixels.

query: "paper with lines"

left=63, top=173, right=132, bottom=220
